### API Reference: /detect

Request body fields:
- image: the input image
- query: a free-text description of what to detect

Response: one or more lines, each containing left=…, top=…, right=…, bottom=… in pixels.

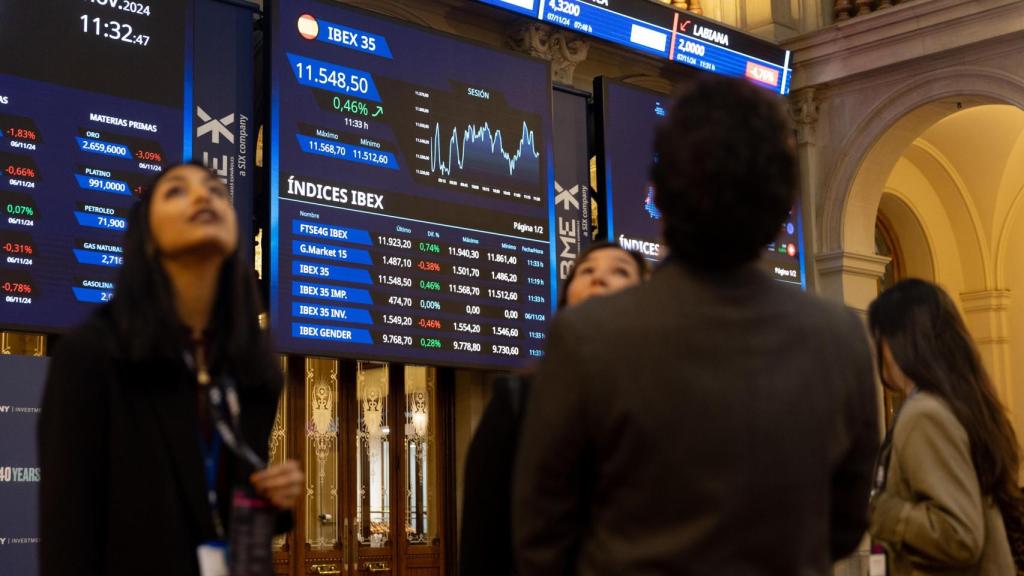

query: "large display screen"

left=270, top=1, right=556, bottom=369
left=477, top=0, right=792, bottom=94
left=595, top=78, right=805, bottom=287
left=0, top=0, right=188, bottom=332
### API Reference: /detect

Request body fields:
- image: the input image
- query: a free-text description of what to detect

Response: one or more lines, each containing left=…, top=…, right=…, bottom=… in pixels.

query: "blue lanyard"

left=200, top=430, right=225, bottom=540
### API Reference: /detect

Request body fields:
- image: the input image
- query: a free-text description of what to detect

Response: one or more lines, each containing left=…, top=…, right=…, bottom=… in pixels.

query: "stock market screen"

left=0, top=0, right=187, bottom=331
left=596, top=78, right=805, bottom=287
left=270, top=0, right=556, bottom=368
left=477, top=0, right=792, bottom=94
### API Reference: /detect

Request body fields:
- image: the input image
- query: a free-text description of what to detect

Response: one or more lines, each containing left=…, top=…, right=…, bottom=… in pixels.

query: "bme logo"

left=196, top=106, right=235, bottom=144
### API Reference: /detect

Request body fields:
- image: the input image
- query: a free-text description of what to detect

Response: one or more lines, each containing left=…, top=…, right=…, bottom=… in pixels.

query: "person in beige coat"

left=868, top=279, right=1022, bottom=575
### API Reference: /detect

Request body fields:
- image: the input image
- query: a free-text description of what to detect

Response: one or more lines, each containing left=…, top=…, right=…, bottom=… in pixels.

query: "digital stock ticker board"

left=477, top=0, right=792, bottom=94
left=0, top=0, right=189, bottom=331
left=595, top=78, right=806, bottom=288
left=270, top=0, right=556, bottom=369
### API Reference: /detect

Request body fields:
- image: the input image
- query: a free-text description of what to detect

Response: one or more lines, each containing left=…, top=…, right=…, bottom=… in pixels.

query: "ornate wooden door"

left=271, top=357, right=450, bottom=576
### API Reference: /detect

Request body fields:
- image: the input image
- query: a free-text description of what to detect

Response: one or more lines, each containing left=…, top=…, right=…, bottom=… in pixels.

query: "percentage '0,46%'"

left=331, top=96, right=371, bottom=116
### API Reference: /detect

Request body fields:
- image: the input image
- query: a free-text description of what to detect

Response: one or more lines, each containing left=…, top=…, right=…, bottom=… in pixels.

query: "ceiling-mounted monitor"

left=595, top=77, right=805, bottom=288
left=477, top=0, right=792, bottom=94
left=269, top=0, right=557, bottom=368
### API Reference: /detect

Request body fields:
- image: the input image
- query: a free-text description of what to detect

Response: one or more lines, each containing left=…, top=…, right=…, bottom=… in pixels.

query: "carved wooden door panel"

left=272, top=356, right=349, bottom=576
left=272, top=358, right=449, bottom=576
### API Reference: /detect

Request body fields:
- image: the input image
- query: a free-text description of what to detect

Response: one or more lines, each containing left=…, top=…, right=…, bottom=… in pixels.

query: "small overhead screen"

left=595, top=78, right=805, bottom=288
left=269, top=0, right=557, bottom=368
left=477, top=0, right=792, bottom=94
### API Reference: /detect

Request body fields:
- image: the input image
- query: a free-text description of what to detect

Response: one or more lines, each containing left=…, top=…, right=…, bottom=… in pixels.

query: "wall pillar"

left=960, top=290, right=1013, bottom=408
left=815, top=250, right=888, bottom=576
left=816, top=251, right=891, bottom=314
left=790, top=87, right=822, bottom=291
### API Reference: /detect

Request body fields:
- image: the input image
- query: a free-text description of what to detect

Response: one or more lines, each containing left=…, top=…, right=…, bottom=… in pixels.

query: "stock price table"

left=0, top=0, right=184, bottom=331
left=271, top=1, right=555, bottom=368
left=478, top=0, right=791, bottom=94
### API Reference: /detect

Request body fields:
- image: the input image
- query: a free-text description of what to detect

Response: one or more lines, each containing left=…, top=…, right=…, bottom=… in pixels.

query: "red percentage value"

left=3, top=243, right=33, bottom=255
left=417, top=318, right=442, bottom=330
left=2, top=282, right=32, bottom=294
left=136, top=150, right=163, bottom=162
left=417, top=260, right=441, bottom=272
left=6, top=128, right=37, bottom=141
left=5, top=165, right=37, bottom=178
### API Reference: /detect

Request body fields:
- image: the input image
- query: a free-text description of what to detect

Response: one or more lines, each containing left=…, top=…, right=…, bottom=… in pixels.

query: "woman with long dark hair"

left=868, top=279, right=1021, bottom=574
left=39, top=162, right=302, bottom=576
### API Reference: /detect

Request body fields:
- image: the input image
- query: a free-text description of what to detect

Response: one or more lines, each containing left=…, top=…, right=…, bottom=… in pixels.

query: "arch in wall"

left=876, top=191, right=935, bottom=283
left=898, top=140, right=989, bottom=290
left=994, top=125, right=1024, bottom=286
left=821, top=67, right=1024, bottom=265
left=997, top=182, right=1024, bottom=286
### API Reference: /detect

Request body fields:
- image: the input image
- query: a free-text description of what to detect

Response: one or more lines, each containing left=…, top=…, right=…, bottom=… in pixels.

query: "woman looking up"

left=40, top=162, right=302, bottom=576
left=460, top=240, right=648, bottom=576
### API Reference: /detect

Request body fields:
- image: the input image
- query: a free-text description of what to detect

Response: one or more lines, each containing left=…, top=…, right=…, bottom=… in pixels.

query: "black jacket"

left=513, top=261, right=880, bottom=576
left=460, top=376, right=530, bottom=576
left=39, top=306, right=285, bottom=576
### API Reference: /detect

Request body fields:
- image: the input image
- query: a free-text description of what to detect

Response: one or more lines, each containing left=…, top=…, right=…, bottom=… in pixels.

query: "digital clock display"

left=271, top=0, right=557, bottom=369
left=80, top=16, right=152, bottom=46
left=0, top=0, right=187, bottom=332
left=0, top=0, right=256, bottom=337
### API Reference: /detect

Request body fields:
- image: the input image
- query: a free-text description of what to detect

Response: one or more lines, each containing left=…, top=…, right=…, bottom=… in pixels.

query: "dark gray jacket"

left=513, top=261, right=879, bottom=576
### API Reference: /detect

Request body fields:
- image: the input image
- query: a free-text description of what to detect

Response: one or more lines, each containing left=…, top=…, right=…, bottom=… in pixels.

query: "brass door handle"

left=311, top=564, right=341, bottom=575
left=362, top=561, right=390, bottom=573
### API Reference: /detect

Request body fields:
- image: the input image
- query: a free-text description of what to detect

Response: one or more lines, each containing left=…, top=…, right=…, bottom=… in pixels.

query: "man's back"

left=513, top=261, right=879, bottom=576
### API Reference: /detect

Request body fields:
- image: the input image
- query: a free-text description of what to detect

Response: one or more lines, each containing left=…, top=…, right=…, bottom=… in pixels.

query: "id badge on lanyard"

left=197, top=431, right=229, bottom=576
left=187, top=349, right=275, bottom=576
left=198, top=542, right=230, bottom=576
left=208, top=379, right=275, bottom=576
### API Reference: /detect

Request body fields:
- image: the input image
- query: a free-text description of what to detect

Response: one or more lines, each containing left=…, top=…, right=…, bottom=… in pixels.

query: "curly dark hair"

left=651, top=75, right=796, bottom=271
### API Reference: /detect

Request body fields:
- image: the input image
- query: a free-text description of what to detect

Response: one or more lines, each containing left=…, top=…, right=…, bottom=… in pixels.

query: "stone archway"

left=813, top=67, right=1024, bottom=315
left=824, top=74, right=1024, bottom=422
left=825, top=67, right=1024, bottom=257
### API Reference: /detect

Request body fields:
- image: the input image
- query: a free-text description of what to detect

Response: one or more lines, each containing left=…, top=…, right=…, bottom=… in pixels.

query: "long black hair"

left=109, top=161, right=271, bottom=387
left=556, top=240, right=649, bottom=309
left=869, top=279, right=1023, bottom=515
